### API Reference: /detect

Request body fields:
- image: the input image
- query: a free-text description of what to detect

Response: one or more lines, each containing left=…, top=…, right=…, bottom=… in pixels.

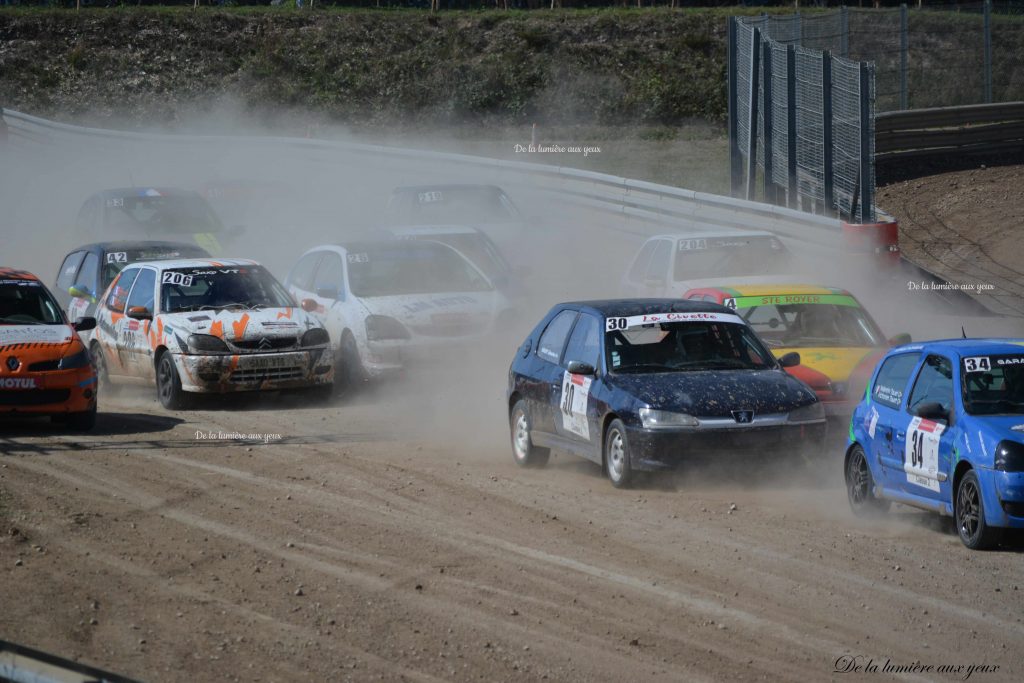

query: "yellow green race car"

left=683, top=283, right=907, bottom=415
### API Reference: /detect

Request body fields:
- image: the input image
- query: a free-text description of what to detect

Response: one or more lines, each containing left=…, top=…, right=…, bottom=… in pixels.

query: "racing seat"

left=787, top=307, right=841, bottom=342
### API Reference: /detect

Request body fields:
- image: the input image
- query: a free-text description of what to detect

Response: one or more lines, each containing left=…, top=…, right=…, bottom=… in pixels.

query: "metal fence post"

left=796, top=12, right=802, bottom=46
left=984, top=0, right=993, bottom=103
left=840, top=6, right=849, bottom=58
left=762, top=41, right=774, bottom=204
left=728, top=18, right=743, bottom=196
left=746, top=28, right=762, bottom=201
left=858, top=62, right=874, bottom=224
left=786, top=45, right=798, bottom=210
left=900, top=4, right=909, bottom=110
left=822, top=51, right=834, bottom=215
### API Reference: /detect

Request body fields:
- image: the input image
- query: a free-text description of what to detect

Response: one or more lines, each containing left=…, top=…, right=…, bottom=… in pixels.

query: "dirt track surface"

left=3, top=369, right=1024, bottom=683
left=878, top=164, right=1024, bottom=318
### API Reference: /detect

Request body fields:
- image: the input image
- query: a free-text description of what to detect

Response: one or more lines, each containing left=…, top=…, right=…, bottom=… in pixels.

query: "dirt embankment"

left=0, top=8, right=731, bottom=131
left=878, top=164, right=1024, bottom=318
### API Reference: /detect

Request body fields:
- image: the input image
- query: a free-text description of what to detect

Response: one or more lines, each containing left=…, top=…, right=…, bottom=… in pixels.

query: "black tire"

left=845, top=444, right=890, bottom=516
left=65, top=406, right=97, bottom=431
left=604, top=418, right=634, bottom=488
left=509, top=400, right=549, bottom=468
left=334, top=332, right=366, bottom=392
left=307, top=382, right=334, bottom=403
left=156, top=351, right=189, bottom=410
left=90, top=341, right=118, bottom=395
left=956, top=469, right=1002, bottom=550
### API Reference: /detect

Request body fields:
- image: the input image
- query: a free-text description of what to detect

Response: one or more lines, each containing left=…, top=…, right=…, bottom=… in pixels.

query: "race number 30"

left=605, top=317, right=628, bottom=331
left=162, top=272, right=194, bottom=287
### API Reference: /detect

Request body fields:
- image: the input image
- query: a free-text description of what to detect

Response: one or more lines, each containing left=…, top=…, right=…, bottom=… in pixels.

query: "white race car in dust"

left=285, top=240, right=516, bottom=386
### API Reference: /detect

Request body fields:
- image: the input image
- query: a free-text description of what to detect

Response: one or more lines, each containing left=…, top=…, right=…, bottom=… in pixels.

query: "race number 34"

left=964, top=356, right=991, bottom=372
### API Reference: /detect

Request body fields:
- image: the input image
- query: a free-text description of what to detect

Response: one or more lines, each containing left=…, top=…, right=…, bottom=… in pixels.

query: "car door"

left=898, top=354, right=956, bottom=500
left=641, top=239, right=673, bottom=297
left=69, top=251, right=101, bottom=321
left=310, top=252, right=347, bottom=347
left=555, top=312, right=603, bottom=459
left=528, top=309, right=578, bottom=437
left=866, top=352, right=922, bottom=484
left=621, top=240, right=658, bottom=297
left=98, top=267, right=141, bottom=378
left=121, top=266, right=158, bottom=377
left=56, top=250, right=86, bottom=314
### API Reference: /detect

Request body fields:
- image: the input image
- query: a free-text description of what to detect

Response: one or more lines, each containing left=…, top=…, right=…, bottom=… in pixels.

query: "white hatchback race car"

left=285, top=240, right=515, bottom=384
left=92, top=258, right=333, bottom=409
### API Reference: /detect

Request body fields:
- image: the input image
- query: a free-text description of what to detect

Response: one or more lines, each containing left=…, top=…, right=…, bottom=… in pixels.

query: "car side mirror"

left=74, top=316, right=96, bottom=332
left=228, top=225, right=247, bottom=238
left=300, top=298, right=319, bottom=313
left=778, top=351, right=801, bottom=368
left=914, top=402, right=949, bottom=422
left=126, top=306, right=152, bottom=321
left=68, top=284, right=95, bottom=302
left=888, top=333, right=912, bottom=347
left=566, top=360, right=596, bottom=376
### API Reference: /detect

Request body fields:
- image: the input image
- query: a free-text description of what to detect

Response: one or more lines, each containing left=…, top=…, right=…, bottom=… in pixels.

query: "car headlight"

left=58, top=347, right=91, bottom=370
left=300, top=328, right=330, bottom=347
left=994, top=440, right=1024, bottom=472
left=188, top=334, right=230, bottom=354
left=639, top=408, right=699, bottom=429
left=365, top=315, right=411, bottom=341
left=788, top=402, right=825, bottom=423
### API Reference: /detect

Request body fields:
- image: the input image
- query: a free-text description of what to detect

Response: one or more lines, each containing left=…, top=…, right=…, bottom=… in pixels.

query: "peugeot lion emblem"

left=5, top=356, right=19, bottom=371
left=732, top=410, right=754, bottom=424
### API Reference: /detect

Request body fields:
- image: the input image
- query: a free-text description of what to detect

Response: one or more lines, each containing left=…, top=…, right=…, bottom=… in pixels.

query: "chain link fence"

left=729, top=14, right=875, bottom=222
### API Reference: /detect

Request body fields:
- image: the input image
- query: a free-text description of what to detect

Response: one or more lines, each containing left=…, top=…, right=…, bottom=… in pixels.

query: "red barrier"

left=842, top=220, right=900, bottom=267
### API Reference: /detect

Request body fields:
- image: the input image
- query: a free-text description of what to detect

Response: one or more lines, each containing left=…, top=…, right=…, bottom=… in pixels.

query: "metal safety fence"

left=728, top=14, right=876, bottom=223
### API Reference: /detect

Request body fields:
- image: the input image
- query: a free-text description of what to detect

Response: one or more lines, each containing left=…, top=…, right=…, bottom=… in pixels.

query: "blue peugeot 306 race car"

left=845, top=339, right=1024, bottom=549
left=506, top=299, right=826, bottom=488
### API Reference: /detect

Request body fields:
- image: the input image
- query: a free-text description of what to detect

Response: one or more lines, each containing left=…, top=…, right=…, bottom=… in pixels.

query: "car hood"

left=360, top=291, right=504, bottom=337
left=976, top=416, right=1024, bottom=442
left=772, top=346, right=879, bottom=383
left=154, top=308, right=322, bottom=345
left=605, top=368, right=817, bottom=418
left=0, top=324, right=75, bottom=351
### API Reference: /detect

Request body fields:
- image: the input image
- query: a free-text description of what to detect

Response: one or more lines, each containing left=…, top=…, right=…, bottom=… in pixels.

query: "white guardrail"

left=2, top=108, right=842, bottom=249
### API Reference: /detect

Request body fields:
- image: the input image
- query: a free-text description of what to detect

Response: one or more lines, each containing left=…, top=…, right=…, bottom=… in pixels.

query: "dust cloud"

left=1, top=106, right=1021, bottom=492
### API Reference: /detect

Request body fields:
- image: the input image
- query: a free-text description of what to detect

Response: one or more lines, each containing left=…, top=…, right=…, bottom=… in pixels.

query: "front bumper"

left=976, top=467, right=1024, bottom=529
left=626, top=420, right=828, bottom=471
left=173, top=348, right=333, bottom=393
left=0, top=367, right=97, bottom=416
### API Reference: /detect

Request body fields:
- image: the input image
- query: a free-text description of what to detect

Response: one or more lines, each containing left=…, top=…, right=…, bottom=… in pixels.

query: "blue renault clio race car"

left=844, top=339, right=1024, bottom=549
left=507, top=299, right=827, bottom=488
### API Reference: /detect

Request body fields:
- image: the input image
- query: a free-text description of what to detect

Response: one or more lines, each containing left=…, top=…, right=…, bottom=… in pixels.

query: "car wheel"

left=845, top=445, right=889, bottom=516
left=156, top=351, right=189, bottom=410
left=90, top=341, right=118, bottom=395
left=308, top=382, right=334, bottom=403
left=956, top=470, right=1002, bottom=550
left=335, top=332, right=366, bottom=392
left=509, top=400, right=549, bottom=468
left=604, top=419, right=634, bottom=488
left=65, top=405, right=97, bottom=431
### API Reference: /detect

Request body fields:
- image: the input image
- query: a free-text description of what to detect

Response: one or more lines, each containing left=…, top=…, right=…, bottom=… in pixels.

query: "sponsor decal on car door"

left=904, top=417, right=944, bottom=493
left=559, top=371, right=593, bottom=441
